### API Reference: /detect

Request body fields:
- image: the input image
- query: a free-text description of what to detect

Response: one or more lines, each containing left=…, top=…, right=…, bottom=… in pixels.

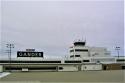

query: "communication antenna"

left=85, top=37, right=86, bottom=44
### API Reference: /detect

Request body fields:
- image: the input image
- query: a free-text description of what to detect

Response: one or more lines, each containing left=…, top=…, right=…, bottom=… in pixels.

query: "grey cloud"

left=1, top=0, right=124, bottom=58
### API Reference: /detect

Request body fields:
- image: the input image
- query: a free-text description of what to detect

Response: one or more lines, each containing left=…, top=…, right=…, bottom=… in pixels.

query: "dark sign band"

left=17, top=51, right=43, bottom=57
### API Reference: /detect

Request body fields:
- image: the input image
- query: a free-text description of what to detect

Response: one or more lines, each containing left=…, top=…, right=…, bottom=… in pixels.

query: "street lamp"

left=115, top=46, right=120, bottom=59
left=6, top=44, right=14, bottom=72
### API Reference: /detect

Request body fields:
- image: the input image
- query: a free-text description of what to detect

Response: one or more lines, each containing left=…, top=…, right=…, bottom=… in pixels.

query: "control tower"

left=69, top=40, right=111, bottom=59
left=69, top=40, right=89, bottom=58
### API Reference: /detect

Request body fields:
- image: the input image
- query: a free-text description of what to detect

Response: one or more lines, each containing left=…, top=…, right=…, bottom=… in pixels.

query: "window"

left=28, top=67, right=57, bottom=70
left=5, top=67, right=22, bottom=70
left=94, top=53, right=99, bottom=55
left=75, top=49, right=88, bottom=52
left=59, top=67, right=63, bottom=70
left=65, top=60, right=81, bottom=63
left=83, top=60, right=90, bottom=62
left=91, top=58, right=115, bottom=62
left=122, top=66, right=125, bottom=69
left=70, top=49, right=88, bottom=52
left=0, top=60, right=61, bottom=63
left=96, top=60, right=100, bottom=63
left=104, top=53, right=110, bottom=55
left=74, top=42, right=85, bottom=46
left=70, top=50, right=74, bottom=52
left=117, top=59, right=125, bottom=62
left=70, top=55, right=74, bottom=58
left=0, top=61, right=9, bottom=63
left=75, top=55, right=80, bottom=57
left=39, top=61, right=61, bottom=63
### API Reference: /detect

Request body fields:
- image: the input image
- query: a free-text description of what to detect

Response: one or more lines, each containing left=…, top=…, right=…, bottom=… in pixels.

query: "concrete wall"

left=0, top=65, right=3, bottom=72
left=81, top=64, right=102, bottom=71
left=69, top=45, right=111, bottom=58
left=91, top=57, right=116, bottom=63
left=58, top=65, right=78, bottom=71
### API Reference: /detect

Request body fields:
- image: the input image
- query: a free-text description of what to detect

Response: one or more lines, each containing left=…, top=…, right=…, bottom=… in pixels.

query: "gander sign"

left=17, top=51, right=43, bottom=57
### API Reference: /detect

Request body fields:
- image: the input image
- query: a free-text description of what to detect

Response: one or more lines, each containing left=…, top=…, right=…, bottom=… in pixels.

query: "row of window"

left=74, top=42, right=86, bottom=46
left=65, top=61, right=81, bottom=63
left=5, top=67, right=57, bottom=70
left=83, top=60, right=90, bottom=62
left=28, top=67, right=57, bottom=70
left=70, top=49, right=88, bottom=52
left=0, top=61, right=61, bottom=63
left=91, top=58, right=115, bottom=62
left=117, top=59, right=125, bottom=62
left=70, top=55, right=80, bottom=58
left=0, top=60, right=90, bottom=63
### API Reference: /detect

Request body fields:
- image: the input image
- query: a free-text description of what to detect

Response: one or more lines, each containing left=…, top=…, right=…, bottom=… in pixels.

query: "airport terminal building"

left=0, top=41, right=125, bottom=72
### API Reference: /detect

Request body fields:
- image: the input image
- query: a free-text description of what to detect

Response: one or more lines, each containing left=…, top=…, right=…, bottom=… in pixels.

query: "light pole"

left=115, top=46, right=120, bottom=59
left=6, top=44, right=14, bottom=72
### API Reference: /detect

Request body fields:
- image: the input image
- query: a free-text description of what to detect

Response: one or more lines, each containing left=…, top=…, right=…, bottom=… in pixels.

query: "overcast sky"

left=0, top=0, right=124, bottom=58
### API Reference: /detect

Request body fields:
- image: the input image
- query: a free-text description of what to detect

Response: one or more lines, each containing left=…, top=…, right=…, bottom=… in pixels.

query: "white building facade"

left=0, top=41, right=124, bottom=72
left=69, top=41, right=116, bottom=63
